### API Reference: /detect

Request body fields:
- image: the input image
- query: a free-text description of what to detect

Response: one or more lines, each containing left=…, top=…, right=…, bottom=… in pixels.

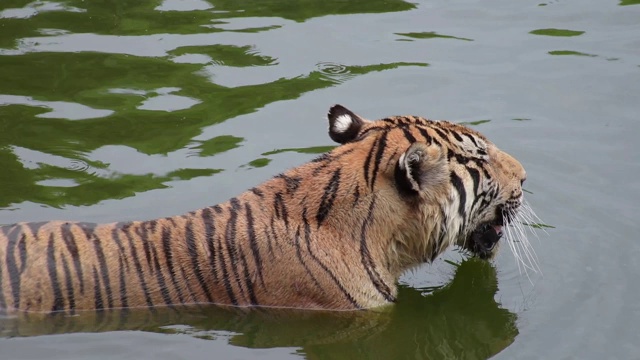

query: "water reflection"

left=396, top=32, right=473, bottom=42
left=0, top=52, right=424, bottom=209
left=529, top=28, right=585, bottom=37
left=0, top=259, right=518, bottom=360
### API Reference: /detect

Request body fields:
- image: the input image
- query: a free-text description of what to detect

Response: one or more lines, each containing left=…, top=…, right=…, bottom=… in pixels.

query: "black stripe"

left=137, top=223, right=154, bottom=271
left=116, top=256, right=128, bottom=309
left=18, top=233, right=27, bottom=275
left=250, top=187, right=264, bottom=197
left=227, top=198, right=247, bottom=301
left=185, top=220, right=214, bottom=303
left=302, top=208, right=360, bottom=309
left=268, top=217, right=280, bottom=256
left=61, top=223, right=84, bottom=294
left=293, top=228, right=322, bottom=288
left=363, top=137, right=376, bottom=186
left=122, top=226, right=154, bottom=308
left=179, top=264, right=202, bottom=305
left=216, top=234, right=238, bottom=306
left=245, top=203, right=265, bottom=289
left=148, top=220, right=158, bottom=233
left=360, top=198, right=395, bottom=302
left=273, top=192, right=289, bottom=229
left=401, top=127, right=417, bottom=143
left=312, top=148, right=355, bottom=175
left=3, top=225, right=23, bottom=309
left=353, top=184, right=360, bottom=207
left=149, top=240, right=174, bottom=307
left=369, top=132, right=388, bottom=189
left=355, top=127, right=385, bottom=142
left=264, top=224, right=276, bottom=260
left=417, top=127, right=432, bottom=143
left=26, top=222, right=47, bottom=238
left=316, top=169, right=341, bottom=228
left=92, top=266, right=104, bottom=310
left=61, top=254, right=76, bottom=314
left=223, top=198, right=244, bottom=304
left=47, top=234, right=64, bottom=312
left=311, top=153, right=331, bottom=163
left=482, top=167, right=492, bottom=179
left=463, top=133, right=478, bottom=147
left=433, top=128, right=448, bottom=141
left=111, top=223, right=128, bottom=256
left=450, top=171, right=467, bottom=218
left=85, top=226, right=114, bottom=309
left=452, top=131, right=463, bottom=142
left=201, top=208, right=219, bottom=282
left=161, top=226, right=185, bottom=304
left=467, top=167, right=480, bottom=196
left=239, top=249, right=258, bottom=305
left=276, top=174, right=302, bottom=194
left=470, top=193, right=486, bottom=219
left=111, top=225, right=129, bottom=308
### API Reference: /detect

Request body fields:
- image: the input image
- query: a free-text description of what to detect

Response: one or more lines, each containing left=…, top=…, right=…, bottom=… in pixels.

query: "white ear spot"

left=333, top=114, right=352, bottom=133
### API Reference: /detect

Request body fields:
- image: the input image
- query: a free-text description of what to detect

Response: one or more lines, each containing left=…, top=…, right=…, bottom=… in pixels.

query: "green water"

left=0, top=0, right=422, bottom=209
left=2, top=0, right=640, bottom=359
left=2, top=259, right=516, bottom=359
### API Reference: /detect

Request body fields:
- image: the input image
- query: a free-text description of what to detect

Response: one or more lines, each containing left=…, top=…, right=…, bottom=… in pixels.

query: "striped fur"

left=0, top=105, right=526, bottom=314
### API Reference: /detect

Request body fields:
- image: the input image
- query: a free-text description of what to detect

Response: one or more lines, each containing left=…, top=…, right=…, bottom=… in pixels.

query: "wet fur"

left=0, top=105, right=526, bottom=314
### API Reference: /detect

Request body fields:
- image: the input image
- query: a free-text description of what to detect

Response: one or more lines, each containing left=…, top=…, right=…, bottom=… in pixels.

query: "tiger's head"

left=326, top=104, right=530, bottom=271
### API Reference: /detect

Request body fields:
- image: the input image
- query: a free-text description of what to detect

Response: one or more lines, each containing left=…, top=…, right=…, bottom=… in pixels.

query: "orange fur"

left=0, top=105, right=526, bottom=313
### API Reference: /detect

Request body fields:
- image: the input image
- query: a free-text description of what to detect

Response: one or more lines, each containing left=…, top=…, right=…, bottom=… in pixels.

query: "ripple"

left=68, top=159, right=91, bottom=173
left=316, top=62, right=355, bottom=84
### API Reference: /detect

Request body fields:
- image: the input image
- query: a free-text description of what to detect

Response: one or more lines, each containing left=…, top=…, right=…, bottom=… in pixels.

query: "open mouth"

left=468, top=220, right=504, bottom=259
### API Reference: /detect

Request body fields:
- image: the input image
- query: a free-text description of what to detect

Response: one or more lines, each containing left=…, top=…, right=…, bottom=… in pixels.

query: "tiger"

left=0, top=104, right=529, bottom=314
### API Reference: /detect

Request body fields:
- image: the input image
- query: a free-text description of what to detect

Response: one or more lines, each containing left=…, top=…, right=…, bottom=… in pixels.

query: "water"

left=0, top=0, right=639, bottom=359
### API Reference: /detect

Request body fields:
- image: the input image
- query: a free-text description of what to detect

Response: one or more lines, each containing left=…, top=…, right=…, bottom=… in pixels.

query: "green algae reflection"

left=529, top=28, right=585, bottom=37
left=396, top=32, right=474, bottom=42
left=548, top=50, right=597, bottom=57
left=0, top=0, right=423, bottom=209
left=0, top=0, right=415, bottom=47
left=1, top=258, right=518, bottom=360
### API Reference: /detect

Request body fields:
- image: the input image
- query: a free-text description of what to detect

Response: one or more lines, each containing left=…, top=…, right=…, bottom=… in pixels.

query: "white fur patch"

left=398, top=153, right=406, bottom=170
left=333, top=114, right=352, bottom=133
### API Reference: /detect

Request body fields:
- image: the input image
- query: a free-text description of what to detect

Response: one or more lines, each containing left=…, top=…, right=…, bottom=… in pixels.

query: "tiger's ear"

left=395, top=142, right=448, bottom=195
left=327, top=104, right=367, bottom=144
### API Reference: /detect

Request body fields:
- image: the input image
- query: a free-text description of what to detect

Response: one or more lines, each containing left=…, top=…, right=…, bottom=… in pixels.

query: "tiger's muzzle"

left=468, top=206, right=507, bottom=259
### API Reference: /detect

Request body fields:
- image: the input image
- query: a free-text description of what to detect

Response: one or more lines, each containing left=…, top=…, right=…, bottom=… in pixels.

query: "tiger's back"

left=0, top=104, right=529, bottom=314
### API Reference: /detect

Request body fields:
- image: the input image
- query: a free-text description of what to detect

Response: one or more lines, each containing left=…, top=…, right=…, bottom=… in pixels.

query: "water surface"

left=1, top=0, right=639, bottom=359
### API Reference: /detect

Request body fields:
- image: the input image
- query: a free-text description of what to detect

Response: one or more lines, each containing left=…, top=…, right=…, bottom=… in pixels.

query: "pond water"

left=1, top=0, right=639, bottom=359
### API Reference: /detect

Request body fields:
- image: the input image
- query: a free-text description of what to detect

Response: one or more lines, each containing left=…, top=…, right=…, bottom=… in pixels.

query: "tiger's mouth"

left=467, top=209, right=505, bottom=259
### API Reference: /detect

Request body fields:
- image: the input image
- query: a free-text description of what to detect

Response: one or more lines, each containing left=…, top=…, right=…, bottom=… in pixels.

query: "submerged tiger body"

left=0, top=105, right=528, bottom=314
